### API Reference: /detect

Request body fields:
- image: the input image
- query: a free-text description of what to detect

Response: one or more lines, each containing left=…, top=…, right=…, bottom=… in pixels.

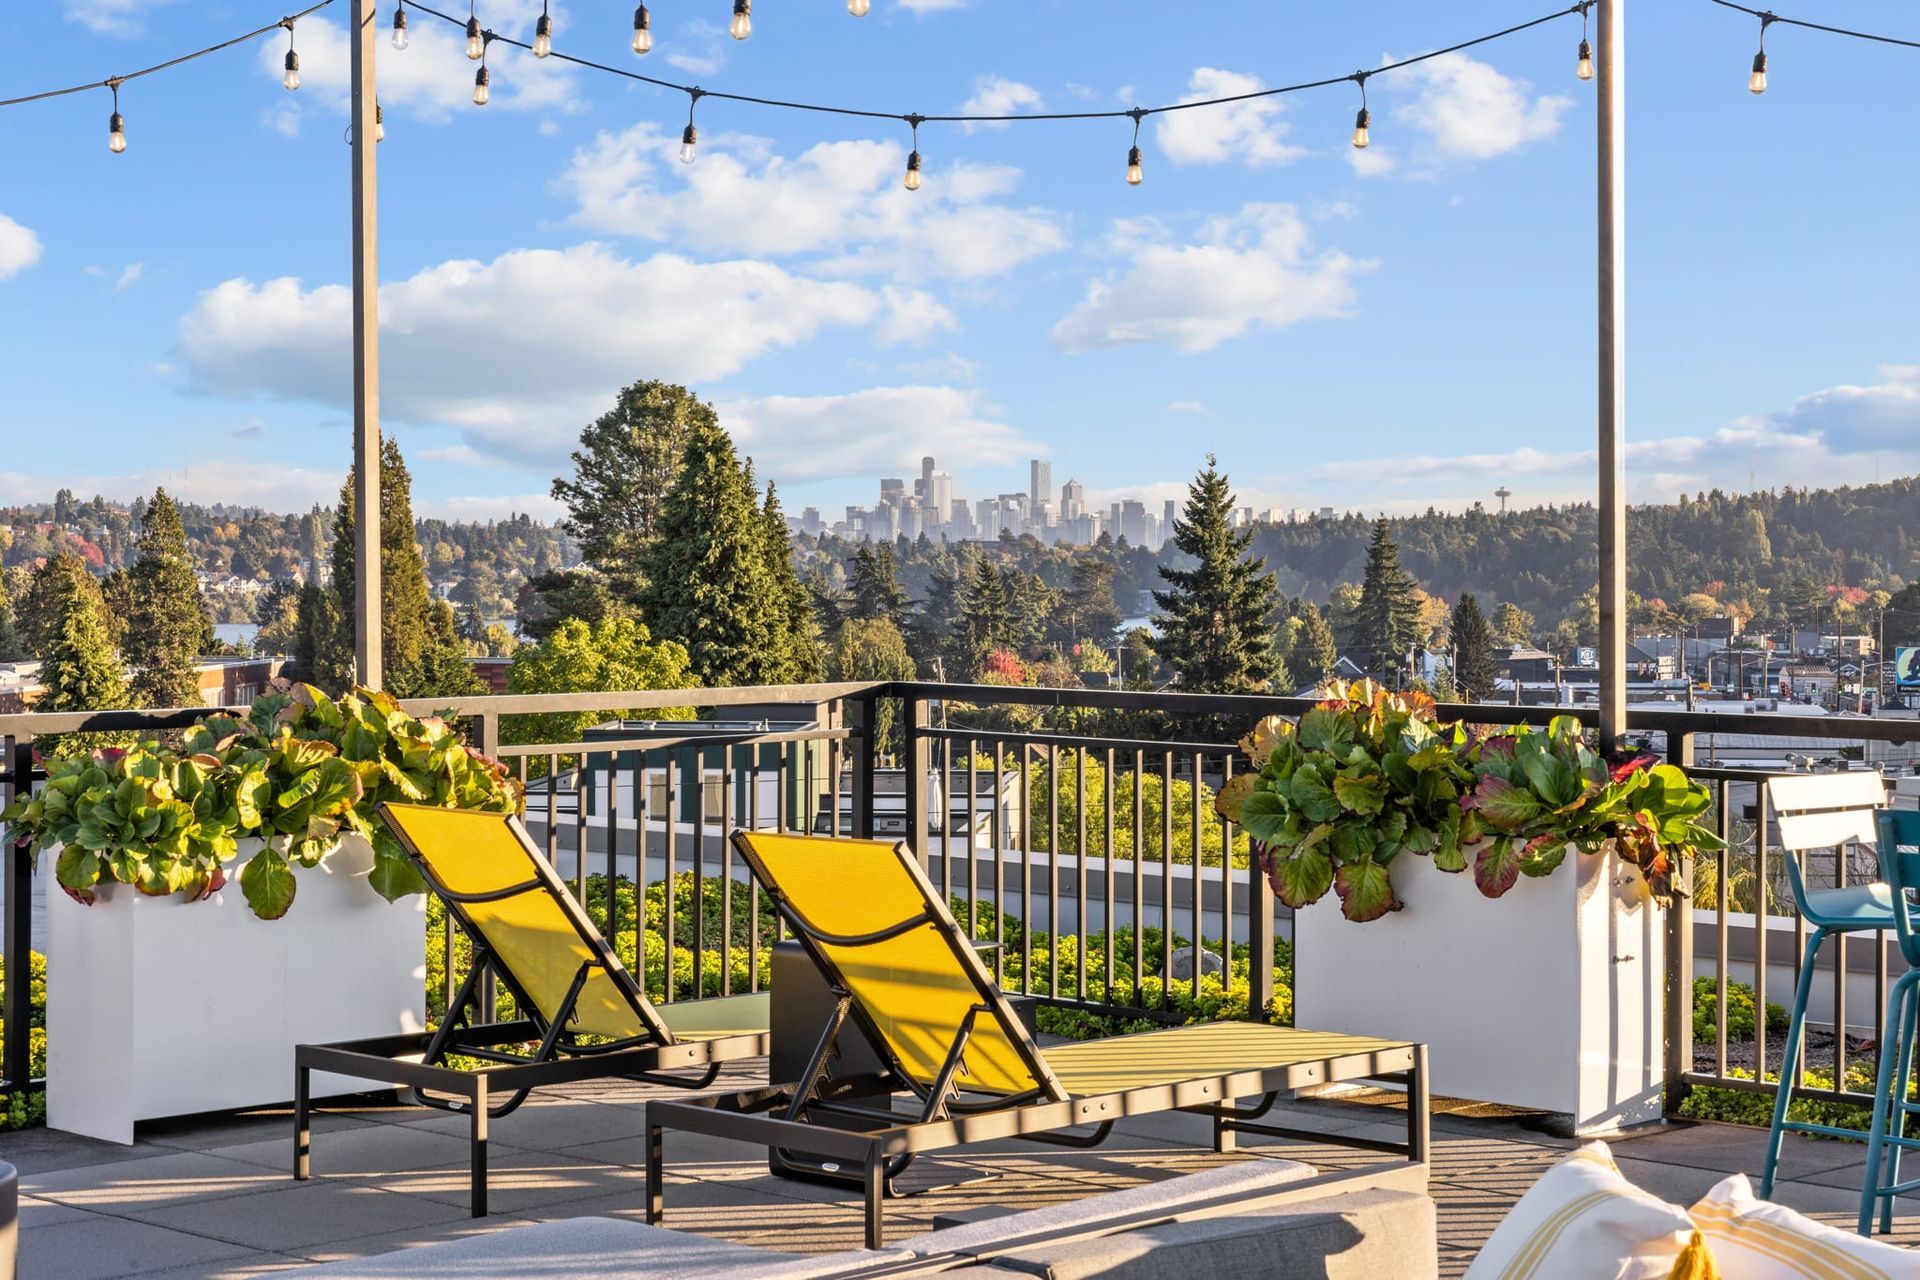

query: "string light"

left=391, top=3, right=408, bottom=50
left=1577, top=3, right=1593, bottom=79
left=466, top=1, right=485, bottom=59
left=108, top=81, right=126, bottom=154
left=534, top=1, right=552, bottom=57
left=730, top=0, right=752, bottom=41
left=473, top=41, right=490, bottom=105
left=1350, top=73, right=1370, bottom=149
left=1749, top=13, right=1772, bottom=93
left=282, top=20, right=301, bottom=91
left=1707, top=0, right=1919, bottom=56
left=632, top=4, right=652, bottom=55
left=1125, top=108, right=1145, bottom=185
left=903, top=115, right=923, bottom=190
left=375, top=101, right=386, bottom=141
left=848, top=0, right=870, bottom=15
left=680, top=90, right=701, bottom=163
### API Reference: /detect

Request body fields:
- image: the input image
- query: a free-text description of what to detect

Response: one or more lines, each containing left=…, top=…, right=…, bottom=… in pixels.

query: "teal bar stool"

left=1861, top=807, right=1920, bottom=1236
left=1759, top=773, right=1892, bottom=1199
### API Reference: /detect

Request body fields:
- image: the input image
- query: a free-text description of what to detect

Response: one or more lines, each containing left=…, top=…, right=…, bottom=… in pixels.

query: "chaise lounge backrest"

left=380, top=802, right=671, bottom=1043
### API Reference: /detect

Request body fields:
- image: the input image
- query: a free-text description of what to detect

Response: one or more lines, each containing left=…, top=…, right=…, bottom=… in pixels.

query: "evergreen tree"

left=1148, top=456, right=1281, bottom=693
left=393, top=600, right=488, bottom=699
left=35, top=551, right=127, bottom=713
left=326, top=437, right=440, bottom=692
left=288, top=583, right=341, bottom=686
left=849, top=544, right=911, bottom=629
left=253, top=580, right=303, bottom=657
left=0, top=567, right=25, bottom=662
left=759, top=482, right=825, bottom=682
left=830, top=617, right=916, bottom=752
left=551, top=380, right=712, bottom=602
left=908, top=551, right=968, bottom=679
left=1353, top=517, right=1423, bottom=685
left=959, top=557, right=1010, bottom=676
left=124, top=488, right=213, bottom=708
left=638, top=420, right=788, bottom=687
left=514, top=569, right=627, bottom=643
left=1287, top=602, right=1339, bottom=688
left=806, top=569, right=855, bottom=637
left=99, top=568, right=134, bottom=654
left=1449, top=592, right=1499, bottom=702
left=1061, top=557, right=1124, bottom=648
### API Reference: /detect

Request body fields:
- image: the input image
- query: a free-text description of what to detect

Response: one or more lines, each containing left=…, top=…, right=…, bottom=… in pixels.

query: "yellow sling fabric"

left=736, top=832, right=1045, bottom=1097
left=1040, top=1022, right=1411, bottom=1095
left=381, top=804, right=652, bottom=1042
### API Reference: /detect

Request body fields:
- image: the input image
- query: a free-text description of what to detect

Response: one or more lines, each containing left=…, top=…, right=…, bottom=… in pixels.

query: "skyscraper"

left=1030, top=460, right=1052, bottom=510
left=1061, top=479, right=1086, bottom=521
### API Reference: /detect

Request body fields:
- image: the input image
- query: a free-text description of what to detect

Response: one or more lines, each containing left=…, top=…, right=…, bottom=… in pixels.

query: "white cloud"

left=960, top=75, right=1043, bottom=130
left=1385, top=52, right=1571, bottom=163
left=0, top=216, right=44, bottom=280
left=176, top=243, right=887, bottom=462
left=1154, top=69, right=1305, bottom=167
left=260, top=10, right=582, bottom=122
left=1166, top=400, right=1210, bottom=415
left=1051, top=204, right=1373, bottom=354
left=63, top=0, right=175, bottom=36
left=1767, top=364, right=1920, bottom=454
left=896, top=352, right=980, bottom=383
left=559, top=125, right=1065, bottom=282
left=720, top=386, right=1035, bottom=483
left=877, top=287, right=960, bottom=347
left=898, top=0, right=967, bottom=11
left=0, top=460, right=341, bottom=514
left=113, top=263, right=144, bottom=292
left=1348, top=144, right=1397, bottom=178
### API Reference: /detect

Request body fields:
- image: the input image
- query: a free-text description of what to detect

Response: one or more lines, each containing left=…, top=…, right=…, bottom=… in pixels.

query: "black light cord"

left=1704, top=0, right=1920, bottom=51
left=0, top=0, right=335, bottom=108
left=399, top=0, right=1591, bottom=128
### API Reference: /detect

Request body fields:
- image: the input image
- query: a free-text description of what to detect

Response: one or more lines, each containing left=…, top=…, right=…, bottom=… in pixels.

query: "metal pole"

left=349, top=0, right=384, bottom=690
left=1596, top=0, right=1627, bottom=754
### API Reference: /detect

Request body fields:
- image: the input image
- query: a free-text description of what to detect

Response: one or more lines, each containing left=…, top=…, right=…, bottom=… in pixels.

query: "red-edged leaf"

left=1473, top=837, right=1522, bottom=898
left=1334, top=860, right=1401, bottom=922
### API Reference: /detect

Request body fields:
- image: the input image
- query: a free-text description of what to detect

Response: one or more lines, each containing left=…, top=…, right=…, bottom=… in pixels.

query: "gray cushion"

left=981, top=1187, right=1437, bottom=1280
left=281, top=1217, right=847, bottom=1279
left=897, top=1157, right=1318, bottom=1258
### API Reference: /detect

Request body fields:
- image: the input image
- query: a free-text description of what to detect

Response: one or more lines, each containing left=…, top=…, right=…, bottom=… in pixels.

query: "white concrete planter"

left=1293, top=842, right=1666, bottom=1134
left=47, top=834, right=427, bottom=1144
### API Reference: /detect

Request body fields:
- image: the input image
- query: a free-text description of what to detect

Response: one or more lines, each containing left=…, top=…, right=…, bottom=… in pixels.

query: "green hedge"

left=0, top=950, right=47, bottom=1131
left=1692, top=976, right=1787, bottom=1045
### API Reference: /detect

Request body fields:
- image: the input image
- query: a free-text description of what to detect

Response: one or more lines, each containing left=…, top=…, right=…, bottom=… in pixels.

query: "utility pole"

left=349, top=0, right=384, bottom=689
left=1595, top=0, right=1627, bottom=753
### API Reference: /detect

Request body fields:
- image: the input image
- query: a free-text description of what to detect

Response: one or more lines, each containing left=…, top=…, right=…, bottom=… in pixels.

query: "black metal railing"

left=4, top=682, right=1918, bottom=1123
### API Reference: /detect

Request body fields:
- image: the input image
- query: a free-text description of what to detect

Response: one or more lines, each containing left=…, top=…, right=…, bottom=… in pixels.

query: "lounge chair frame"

left=294, top=803, right=770, bottom=1216
left=646, top=831, right=1428, bottom=1247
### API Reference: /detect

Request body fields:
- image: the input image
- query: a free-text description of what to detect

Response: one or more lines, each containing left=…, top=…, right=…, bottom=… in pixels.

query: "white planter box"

left=1294, top=844, right=1665, bottom=1135
left=48, top=834, right=427, bottom=1145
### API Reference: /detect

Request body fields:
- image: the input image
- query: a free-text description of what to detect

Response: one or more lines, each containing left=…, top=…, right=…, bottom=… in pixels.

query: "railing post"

left=469, top=710, right=499, bottom=761
left=904, top=698, right=931, bottom=869
left=1247, top=840, right=1276, bottom=1025
left=4, top=738, right=35, bottom=1093
left=1663, top=729, right=1696, bottom=1114
left=847, top=694, right=877, bottom=841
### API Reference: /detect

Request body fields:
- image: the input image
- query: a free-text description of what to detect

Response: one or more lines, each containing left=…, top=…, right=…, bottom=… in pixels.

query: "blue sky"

left=1, top=0, right=1915, bottom=523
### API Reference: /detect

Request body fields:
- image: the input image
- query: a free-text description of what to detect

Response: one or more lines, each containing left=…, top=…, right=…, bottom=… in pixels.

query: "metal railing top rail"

left=894, top=680, right=1598, bottom=727
left=918, top=724, right=1246, bottom=756
left=491, top=726, right=853, bottom=758
left=396, top=681, right=887, bottom=721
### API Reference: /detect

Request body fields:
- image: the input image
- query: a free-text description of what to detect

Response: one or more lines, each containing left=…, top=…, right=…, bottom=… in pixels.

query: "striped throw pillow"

left=1690, top=1174, right=1920, bottom=1278
left=1464, top=1141, right=1700, bottom=1280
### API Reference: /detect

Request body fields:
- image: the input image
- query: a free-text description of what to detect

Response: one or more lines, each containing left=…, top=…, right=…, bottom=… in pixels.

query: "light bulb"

left=1577, top=38, right=1593, bottom=81
left=680, top=123, right=698, bottom=163
left=533, top=12, right=551, bottom=56
left=904, top=150, right=922, bottom=191
left=632, top=4, right=652, bottom=54
left=848, top=0, right=869, bottom=14
left=1351, top=107, right=1370, bottom=150
left=466, top=16, right=485, bottom=59
left=109, top=111, right=127, bottom=154
left=374, top=103, right=386, bottom=141
left=283, top=50, right=301, bottom=92
left=1749, top=50, right=1767, bottom=94
left=391, top=6, right=408, bottom=50
left=730, top=0, right=751, bottom=40
left=1126, top=145, right=1143, bottom=186
left=473, top=65, right=490, bottom=106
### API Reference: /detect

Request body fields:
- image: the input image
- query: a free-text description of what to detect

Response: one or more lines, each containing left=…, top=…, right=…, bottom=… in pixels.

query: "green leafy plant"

left=2, top=681, right=523, bottom=920
left=1214, top=680, right=1478, bottom=922
left=1462, top=718, right=1723, bottom=904
left=1216, top=685, right=1726, bottom=922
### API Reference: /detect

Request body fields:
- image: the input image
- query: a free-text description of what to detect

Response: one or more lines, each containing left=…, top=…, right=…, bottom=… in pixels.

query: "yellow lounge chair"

left=645, top=831, right=1427, bottom=1247
left=294, top=802, right=771, bottom=1215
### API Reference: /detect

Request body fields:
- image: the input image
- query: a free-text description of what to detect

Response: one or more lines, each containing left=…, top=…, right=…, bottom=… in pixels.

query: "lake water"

left=214, top=623, right=261, bottom=649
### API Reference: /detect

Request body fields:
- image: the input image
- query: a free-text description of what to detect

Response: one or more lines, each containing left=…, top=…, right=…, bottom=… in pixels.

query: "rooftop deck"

left=3, top=1062, right=1911, bottom=1280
